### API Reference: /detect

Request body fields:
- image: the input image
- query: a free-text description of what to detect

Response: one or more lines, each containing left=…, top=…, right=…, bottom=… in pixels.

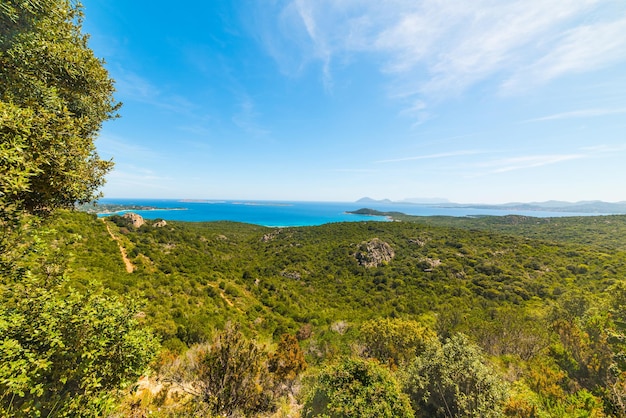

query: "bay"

left=96, top=198, right=611, bottom=227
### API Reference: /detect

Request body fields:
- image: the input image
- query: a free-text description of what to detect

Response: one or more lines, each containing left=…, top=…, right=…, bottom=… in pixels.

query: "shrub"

left=0, top=278, right=159, bottom=417
left=302, top=357, right=414, bottom=418
left=358, top=317, right=435, bottom=368
left=165, top=324, right=274, bottom=416
left=269, top=334, right=307, bottom=392
left=403, top=334, right=508, bottom=417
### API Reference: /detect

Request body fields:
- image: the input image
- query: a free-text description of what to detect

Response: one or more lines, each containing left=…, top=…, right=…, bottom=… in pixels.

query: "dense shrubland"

left=30, top=210, right=626, bottom=416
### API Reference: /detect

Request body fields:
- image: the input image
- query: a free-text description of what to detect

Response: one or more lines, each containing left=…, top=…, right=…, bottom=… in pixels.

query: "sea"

left=95, top=198, right=612, bottom=228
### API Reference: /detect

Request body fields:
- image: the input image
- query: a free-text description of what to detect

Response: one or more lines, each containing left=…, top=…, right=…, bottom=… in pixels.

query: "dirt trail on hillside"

left=207, top=283, right=234, bottom=307
left=101, top=219, right=134, bottom=273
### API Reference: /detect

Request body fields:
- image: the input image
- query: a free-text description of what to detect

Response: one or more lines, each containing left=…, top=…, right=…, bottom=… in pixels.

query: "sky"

left=81, top=0, right=626, bottom=204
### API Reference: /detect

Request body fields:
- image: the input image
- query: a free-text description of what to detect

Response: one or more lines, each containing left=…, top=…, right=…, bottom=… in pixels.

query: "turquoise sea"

left=96, top=198, right=611, bottom=227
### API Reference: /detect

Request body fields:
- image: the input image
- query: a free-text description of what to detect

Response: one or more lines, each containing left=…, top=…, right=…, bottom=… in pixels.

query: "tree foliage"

left=0, top=0, right=116, bottom=215
left=0, top=277, right=159, bottom=417
left=359, top=317, right=435, bottom=368
left=0, top=2, right=160, bottom=416
left=302, top=356, right=414, bottom=418
left=403, top=334, right=509, bottom=417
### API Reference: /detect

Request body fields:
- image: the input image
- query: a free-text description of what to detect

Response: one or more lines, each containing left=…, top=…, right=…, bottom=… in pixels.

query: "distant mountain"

left=356, top=197, right=394, bottom=204
left=401, top=197, right=451, bottom=204
left=443, top=200, right=626, bottom=214
left=355, top=197, right=626, bottom=214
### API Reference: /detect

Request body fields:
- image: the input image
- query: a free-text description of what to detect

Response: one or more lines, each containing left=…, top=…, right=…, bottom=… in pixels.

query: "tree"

left=302, top=357, right=414, bottom=418
left=1, top=0, right=116, bottom=215
left=0, top=277, right=159, bottom=417
left=0, top=2, right=158, bottom=416
left=403, top=334, right=508, bottom=417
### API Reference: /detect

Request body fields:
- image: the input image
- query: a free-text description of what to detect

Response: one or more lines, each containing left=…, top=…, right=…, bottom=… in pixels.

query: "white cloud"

left=112, top=68, right=160, bottom=101
left=104, top=165, right=172, bottom=191
left=580, top=144, right=626, bottom=153
left=503, top=16, right=626, bottom=92
left=96, top=134, right=159, bottom=159
left=528, top=107, right=626, bottom=122
left=111, top=67, right=196, bottom=114
left=260, top=0, right=626, bottom=114
left=477, top=153, right=584, bottom=174
left=376, top=150, right=482, bottom=164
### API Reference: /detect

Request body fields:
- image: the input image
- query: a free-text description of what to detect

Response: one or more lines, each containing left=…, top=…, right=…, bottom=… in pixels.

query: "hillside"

left=55, top=211, right=623, bottom=339
left=42, top=210, right=626, bottom=416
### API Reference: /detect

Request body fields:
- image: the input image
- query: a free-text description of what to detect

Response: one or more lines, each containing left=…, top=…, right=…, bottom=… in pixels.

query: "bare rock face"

left=261, top=229, right=282, bottom=242
left=122, top=212, right=145, bottom=228
left=153, top=220, right=167, bottom=228
left=354, top=238, right=395, bottom=268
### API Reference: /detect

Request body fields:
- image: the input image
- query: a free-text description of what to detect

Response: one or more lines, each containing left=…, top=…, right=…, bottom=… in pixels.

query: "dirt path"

left=207, top=283, right=234, bottom=307
left=101, top=218, right=134, bottom=273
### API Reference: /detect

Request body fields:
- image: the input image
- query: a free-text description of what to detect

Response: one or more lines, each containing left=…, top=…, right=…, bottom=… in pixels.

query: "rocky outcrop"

left=354, top=238, right=394, bottom=268
left=420, top=257, right=441, bottom=272
left=153, top=220, right=167, bottom=228
left=261, top=229, right=282, bottom=242
left=281, top=270, right=302, bottom=280
left=122, top=212, right=145, bottom=228
left=408, top=238, right=427, bottom=247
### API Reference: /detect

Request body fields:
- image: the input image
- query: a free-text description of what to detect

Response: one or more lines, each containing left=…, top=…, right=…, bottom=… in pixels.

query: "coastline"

left=97, top=207, right=188, bottom=216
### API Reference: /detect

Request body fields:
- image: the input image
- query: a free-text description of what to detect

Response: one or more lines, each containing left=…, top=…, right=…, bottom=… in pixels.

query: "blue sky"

left=82, top=0, right=626, bottom=204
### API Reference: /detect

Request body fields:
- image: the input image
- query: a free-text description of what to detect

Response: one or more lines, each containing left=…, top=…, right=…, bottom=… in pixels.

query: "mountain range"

left=356, top=197, right=626, bottom=214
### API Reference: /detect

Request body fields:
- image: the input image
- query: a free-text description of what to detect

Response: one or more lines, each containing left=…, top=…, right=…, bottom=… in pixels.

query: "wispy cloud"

left=477, top=153, right=584, bottom=174
left=330, top=168, right=379, bottom=173
left=105, top=165, right=172, bottom=190
left=580, top=144, right=626, bottom=153
left=96, top=135, right=160, bottom=160
left=376, top=150, right=482, bottom=164
left=112, top=68, right=160, bottom=102
left=112, top=67, right=196, bottom=114
left=527, top=107, right=626, bottom=122
left=503, top=16, right=626, bottom=92
left=258, top=0, right=626, bottom=119
left=232, top=95, right=270, bottom=136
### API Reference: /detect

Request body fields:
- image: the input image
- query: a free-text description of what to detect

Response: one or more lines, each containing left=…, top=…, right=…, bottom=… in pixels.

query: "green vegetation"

left=30, top=210, right=626, bottom=416
left=302, top=357, right=414, bottom=418
left=0, top=0, right=116, bottom=215
left=163, top=324, right=275, bottom=416
left=1, top=1, right=157, bottom=416
left=3, top=1, right=626, bottom=416
left=0, top=276, right=158, bottom=417
left=404, top=334, right=508, bottom=417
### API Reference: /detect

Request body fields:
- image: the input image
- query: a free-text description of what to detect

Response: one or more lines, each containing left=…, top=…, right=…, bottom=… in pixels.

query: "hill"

left=42, top=210, right=626, bottom=416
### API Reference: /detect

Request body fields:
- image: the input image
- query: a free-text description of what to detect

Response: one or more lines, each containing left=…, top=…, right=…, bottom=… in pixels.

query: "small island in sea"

left=346, top=208, right=405, bottom=221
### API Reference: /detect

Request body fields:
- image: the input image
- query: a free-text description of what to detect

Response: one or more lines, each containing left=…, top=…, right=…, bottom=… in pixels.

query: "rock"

left=331, top=320, right=349, bottom=335
left=420, top=257, right=441, bottom=272
left=122, top=212, right=144, bottom=228
left=261, top=229, right=282, bottom=242
left=281, top=270, right=302, bottom=280
left=408, top=238, right=427, bottom=247
left=153, top=220, right=167, bottom=228
left=354, top=238, right=394, bottom=268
